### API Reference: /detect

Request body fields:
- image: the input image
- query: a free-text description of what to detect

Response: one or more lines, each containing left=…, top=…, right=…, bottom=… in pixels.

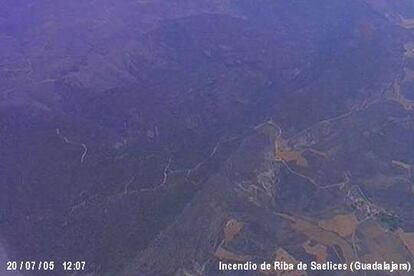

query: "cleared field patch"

left=359, top=222, right=410, bottom=266
left=303, top=240, right=328, bottom=262
left=274, top=139, right=308, bottom=167
left=274, top=135, right=329, bottom=169
left=274, top=248, right=307, bottom=276
left=274, top=213, right=356, bottom=263
left=291, top=219, right=355, bottom=262
left=318, top=214, right=358, bottom=238
left=397, top=229, right=414, bottom=257
left=261, top=248, right=307, bottom=276
left=224, top=219, right=243, bottom=242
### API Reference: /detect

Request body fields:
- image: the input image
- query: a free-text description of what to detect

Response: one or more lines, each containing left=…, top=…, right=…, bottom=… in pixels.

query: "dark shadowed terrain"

left=2, top=0, right=414, bottom=275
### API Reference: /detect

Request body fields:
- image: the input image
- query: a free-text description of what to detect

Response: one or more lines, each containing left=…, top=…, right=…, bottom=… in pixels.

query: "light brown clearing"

left=274, top=136, right=329, bottom=168
left=261, top=248, right=307, bottom=276
left=274, top=139, right=308, bottom=167
left=303, top=240, right=328, bottom=263
left=397, top=229, right=414, bottom=256
left=275, top=248, right=299, bottom=265
left=318, top=214, right=358, bottom=238
left=224, top=219, right=244, bottom=242
left=275, top=248, right=306, bottom=276
left=275, top=213, right=356, bottom=263
left=359, top=222, right=410, bottom=266
left=292, top=220, right=355, bottom=262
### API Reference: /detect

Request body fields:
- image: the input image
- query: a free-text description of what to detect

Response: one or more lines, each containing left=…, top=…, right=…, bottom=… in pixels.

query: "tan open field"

left=359, top=222, right=410, bottom=268
left=318, top=214, right=358, bottom=238
left=274, top=139, right=308, bottom=167
left=303, top=240, right=328, bottom=263
left=397, top=229, right=414, bottom=256
left=224, top=219, right=243, bottom=242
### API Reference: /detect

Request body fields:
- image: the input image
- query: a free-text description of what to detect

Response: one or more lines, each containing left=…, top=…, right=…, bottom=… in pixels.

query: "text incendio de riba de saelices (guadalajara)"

left=218, top=260, right=411, bottom=273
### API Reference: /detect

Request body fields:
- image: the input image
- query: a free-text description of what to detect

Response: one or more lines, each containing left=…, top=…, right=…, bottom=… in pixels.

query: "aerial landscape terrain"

left=2, top=0, right=414, bottom=275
